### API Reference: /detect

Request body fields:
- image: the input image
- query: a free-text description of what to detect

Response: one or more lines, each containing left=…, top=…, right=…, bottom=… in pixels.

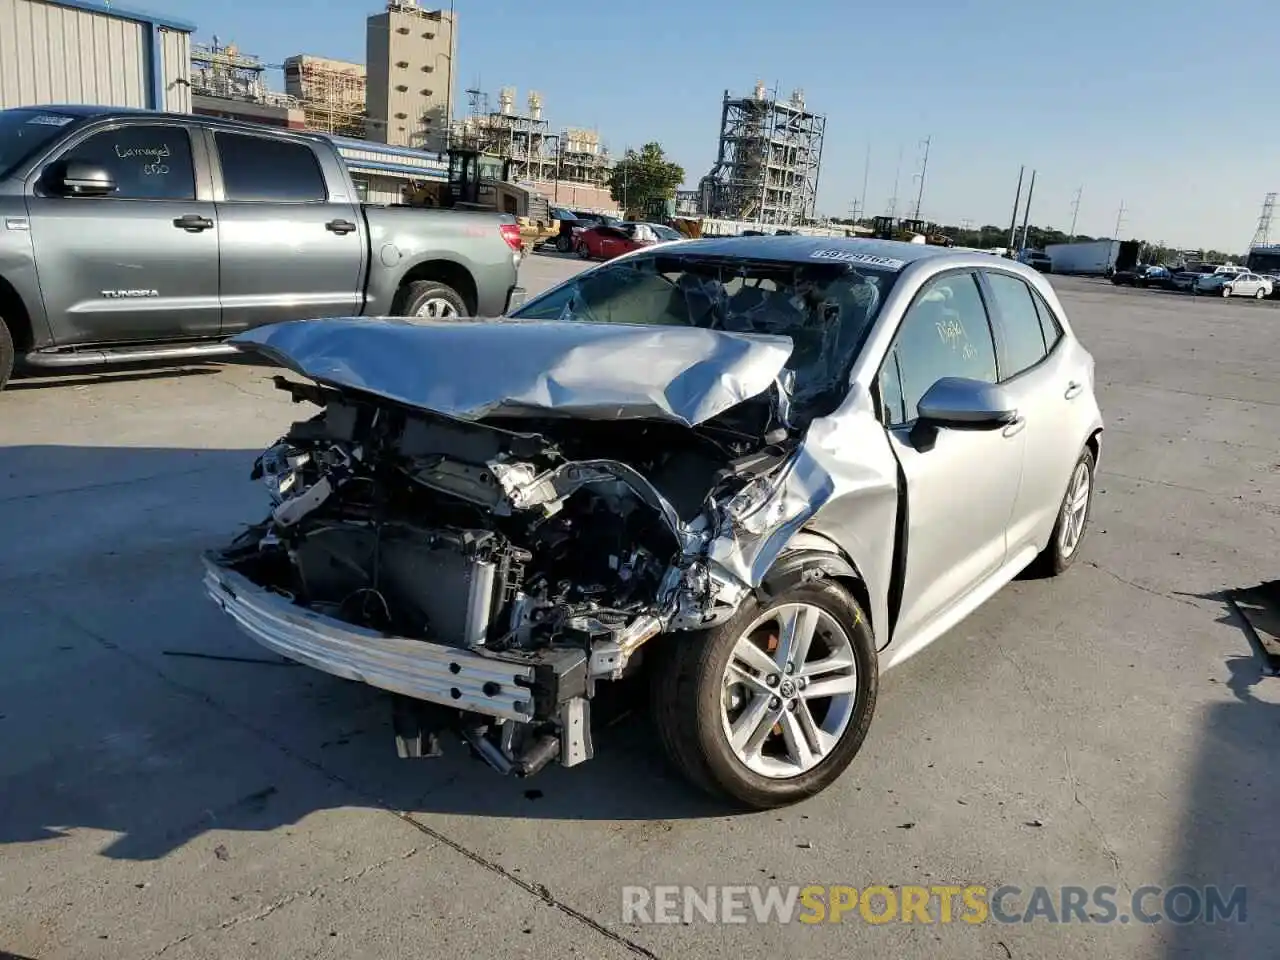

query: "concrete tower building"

left=365, top=0, right=456, bottom=151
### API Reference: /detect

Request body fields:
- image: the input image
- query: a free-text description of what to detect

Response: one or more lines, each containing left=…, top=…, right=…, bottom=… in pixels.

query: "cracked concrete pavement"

left=1, top=260, right=1277, bottom=959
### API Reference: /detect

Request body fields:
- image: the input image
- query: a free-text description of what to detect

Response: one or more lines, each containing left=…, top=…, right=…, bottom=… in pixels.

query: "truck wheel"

left=650, top=580, right=878, bottom=810
left=0, top=316, right=14, bottom=392
left=396, top=280, right=468, bottom=320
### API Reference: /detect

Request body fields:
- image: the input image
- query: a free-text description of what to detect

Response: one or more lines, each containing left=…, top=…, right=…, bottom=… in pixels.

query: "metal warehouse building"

left=0, top=0, right=193, bottom=112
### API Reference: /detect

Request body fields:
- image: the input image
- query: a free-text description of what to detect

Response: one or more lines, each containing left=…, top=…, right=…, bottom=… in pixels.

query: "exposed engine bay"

left=207, top=373, right=797, bottom=776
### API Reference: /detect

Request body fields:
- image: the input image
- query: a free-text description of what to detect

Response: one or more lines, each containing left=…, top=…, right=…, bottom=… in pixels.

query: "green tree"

left=608, top=143, right=684, bottom=216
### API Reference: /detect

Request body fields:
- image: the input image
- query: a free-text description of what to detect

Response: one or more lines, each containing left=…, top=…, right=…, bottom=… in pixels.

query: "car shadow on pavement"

left=7, top=364, right=225, bottom=390
left=1159, top=590, right=1280, bottom=958
left=0, top=444, right=726, bottom=863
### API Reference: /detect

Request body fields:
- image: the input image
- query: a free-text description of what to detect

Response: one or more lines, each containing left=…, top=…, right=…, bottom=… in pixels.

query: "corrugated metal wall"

left=0, top=0, right=147, bottom=110
left=159, top=27, right=191, bottom=113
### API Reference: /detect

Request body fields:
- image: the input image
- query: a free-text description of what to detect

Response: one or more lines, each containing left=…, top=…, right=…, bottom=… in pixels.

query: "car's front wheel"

left=1255, top=288, right=1265, bottom=300
left=1222, top=286, right=1232, bottom=298
left=650, top=580, right=878, bottom=809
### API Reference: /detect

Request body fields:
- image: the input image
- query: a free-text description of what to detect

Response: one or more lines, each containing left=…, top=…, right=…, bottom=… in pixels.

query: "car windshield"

left=511, top=251, right=901, bottom=423
left=651, top=225, right=682, bottom=241
left=0, top=108, right=79, bottom=177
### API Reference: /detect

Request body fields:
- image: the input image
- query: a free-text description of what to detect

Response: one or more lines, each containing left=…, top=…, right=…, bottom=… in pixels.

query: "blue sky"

left=149, top=0, right=1276, bottom=251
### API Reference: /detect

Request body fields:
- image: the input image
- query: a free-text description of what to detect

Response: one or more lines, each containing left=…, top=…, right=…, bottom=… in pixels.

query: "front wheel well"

left=0, top=275, right=35, bottom=353
left=396, top=260, right=477, bottom=315
left=757, top=546, right=873, bottom=639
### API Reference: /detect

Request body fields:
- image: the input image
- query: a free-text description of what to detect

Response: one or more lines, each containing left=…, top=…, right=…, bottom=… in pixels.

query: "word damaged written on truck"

left=0, top=105, right=526, bottom=390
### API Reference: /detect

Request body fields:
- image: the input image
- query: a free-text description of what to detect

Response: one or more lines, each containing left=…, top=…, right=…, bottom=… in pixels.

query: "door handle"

left=326, top=219, right=357, bottom=235
left=1002, top=416, right=1027, bottom=438
left=173, top=214, right=213, bottom=232
left=1064, top=381, right=1084, bottom=400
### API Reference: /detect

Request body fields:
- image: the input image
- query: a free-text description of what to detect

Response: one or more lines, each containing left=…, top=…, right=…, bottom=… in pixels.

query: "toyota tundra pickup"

left=0, top=105, right=525, bottom=389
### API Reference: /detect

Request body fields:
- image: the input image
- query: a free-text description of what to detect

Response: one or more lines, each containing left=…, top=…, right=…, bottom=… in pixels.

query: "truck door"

left=208, top=130, right=364, bottom=334
left=24, top=120, right=220, bottom=345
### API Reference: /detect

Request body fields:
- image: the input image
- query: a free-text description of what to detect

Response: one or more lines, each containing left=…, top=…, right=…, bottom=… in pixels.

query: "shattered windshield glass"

left=512, top=252, right=901, bottom=423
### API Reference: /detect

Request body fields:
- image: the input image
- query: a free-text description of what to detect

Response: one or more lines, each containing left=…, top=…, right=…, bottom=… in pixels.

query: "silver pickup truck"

left=0, top=105, right=525, bottom=389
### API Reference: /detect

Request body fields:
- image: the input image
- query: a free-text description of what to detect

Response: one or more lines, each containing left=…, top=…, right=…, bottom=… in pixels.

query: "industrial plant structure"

left=365, top=0, right=456, bottom=151
left=699, top=82, right=826, bottom=226
left=451, top=86, right=614, bottom=209
left=283, top=54, right=367, bottom=138
left=190, top=39, right=306, bottom=129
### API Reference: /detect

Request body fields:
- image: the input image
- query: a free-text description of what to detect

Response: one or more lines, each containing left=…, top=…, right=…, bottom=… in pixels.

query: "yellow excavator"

left=871, top=216, right=954, bottom=247
left=400, top=149, right=561, bottom=250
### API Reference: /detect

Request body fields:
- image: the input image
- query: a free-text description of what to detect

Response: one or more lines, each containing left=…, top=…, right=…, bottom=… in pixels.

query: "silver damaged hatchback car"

left=204, top=237, right=1103, bottom=809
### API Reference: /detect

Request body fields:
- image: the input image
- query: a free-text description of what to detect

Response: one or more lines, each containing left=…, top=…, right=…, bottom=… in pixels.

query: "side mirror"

left=44, top=160, right=117, bottom=197
left=917, top=376, right=1018, bottom=428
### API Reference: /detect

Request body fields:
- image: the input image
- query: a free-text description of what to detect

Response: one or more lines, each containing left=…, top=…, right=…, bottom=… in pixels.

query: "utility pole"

left=1007, top=165, right=1025, bottom=254
left=1019, top=169, right=1037, bottom=252
left=1069, top=186, right=1082, bottom=241
left=859, top=142, right=870, bottom=224
left=887, top=144, right=903, bottom=219
left=1112, top=200, right=1127, bottom=240
left=912, top=135, right=931, bottom=220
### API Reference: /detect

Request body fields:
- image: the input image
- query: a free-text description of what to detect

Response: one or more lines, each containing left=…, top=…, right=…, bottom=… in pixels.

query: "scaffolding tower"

left=703, top=81, right=826, bottom=225
left=283, top=55, right=368, bottom=138
left=190, top=38, right=295, bottom=107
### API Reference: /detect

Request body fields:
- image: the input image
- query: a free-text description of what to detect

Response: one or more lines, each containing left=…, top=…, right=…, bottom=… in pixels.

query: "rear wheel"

left=650, top=580, right=878, bottom=809
left=0, top=316, right=13, bottom=392
left=395, top=280, right=468, bottom=320
left=1027, top=446, right=1096, bottom=577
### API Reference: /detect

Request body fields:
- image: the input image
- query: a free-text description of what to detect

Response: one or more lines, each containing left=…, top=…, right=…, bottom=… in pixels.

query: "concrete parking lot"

left=1, top=259, right=1277, bottom=959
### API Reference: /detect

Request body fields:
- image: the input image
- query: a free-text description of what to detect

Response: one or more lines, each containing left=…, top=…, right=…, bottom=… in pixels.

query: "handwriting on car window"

left=935, top=309, right=979, bottom=361
left=114, top=141, right=173, bottom=176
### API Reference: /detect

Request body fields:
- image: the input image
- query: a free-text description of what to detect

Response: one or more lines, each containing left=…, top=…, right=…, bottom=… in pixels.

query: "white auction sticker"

left=26, top=114, right=73, bottom=126
left=809, top=249, right=906, bottom=269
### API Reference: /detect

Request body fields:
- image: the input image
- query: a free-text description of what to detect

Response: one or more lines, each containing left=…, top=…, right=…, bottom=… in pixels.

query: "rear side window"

left=215, top=132, right=327, bottom=202
left=1030, top=288, right=1064, bottom=350
left=984, top=271, right=1048, bottom=378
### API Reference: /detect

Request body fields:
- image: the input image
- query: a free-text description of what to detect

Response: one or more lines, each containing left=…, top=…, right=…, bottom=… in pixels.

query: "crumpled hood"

left=231, top=317, right=794, bottom=427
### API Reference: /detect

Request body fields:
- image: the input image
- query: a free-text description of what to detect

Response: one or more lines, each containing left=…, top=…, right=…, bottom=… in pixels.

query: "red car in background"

left=575, top=222, right=682, bottom=260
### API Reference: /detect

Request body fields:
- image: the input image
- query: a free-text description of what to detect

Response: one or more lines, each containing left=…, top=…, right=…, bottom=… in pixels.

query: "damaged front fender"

left=678, top=383, right=900, bottom=645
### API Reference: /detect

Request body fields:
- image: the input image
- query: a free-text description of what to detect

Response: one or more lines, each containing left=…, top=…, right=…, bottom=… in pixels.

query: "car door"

left=876, top=270, right=1026, bottom=645
left=980, top=270, right=1089, bottom=556
left=24, top=120, right=220, bottom=345
left=209, top=129, right=363, bottom=334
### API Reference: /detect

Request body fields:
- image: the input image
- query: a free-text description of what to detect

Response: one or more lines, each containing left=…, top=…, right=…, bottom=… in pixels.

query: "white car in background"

left=1221, top=272, right=1273, bottom=299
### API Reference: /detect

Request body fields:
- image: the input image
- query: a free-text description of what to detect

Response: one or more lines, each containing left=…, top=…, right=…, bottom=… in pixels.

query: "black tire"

left=0, top=315, right=14, bottom=392
left=1027, top=445, right=1096, bottom=578
left=576, top=242, right=591, bottom=260
left=1255, top=288, right=1265, bottom=300
left=556, top=234, right=572, bottom=253
left=393, top=280, right=468, bottom=320
left=649, top=579, right=878, bottom=810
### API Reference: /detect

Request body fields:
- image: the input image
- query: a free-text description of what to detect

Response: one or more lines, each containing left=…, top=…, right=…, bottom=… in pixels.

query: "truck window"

left=215, top=132, right=327, bottom=203
left=56, top=124, right=195, bottom=200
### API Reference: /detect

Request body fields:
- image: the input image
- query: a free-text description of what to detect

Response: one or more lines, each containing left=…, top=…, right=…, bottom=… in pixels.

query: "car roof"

left=650, top=235, right=970, bottom=269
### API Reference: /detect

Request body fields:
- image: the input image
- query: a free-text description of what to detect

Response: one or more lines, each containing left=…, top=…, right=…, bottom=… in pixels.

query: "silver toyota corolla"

left=203, top=237, right=1103, bottom=810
